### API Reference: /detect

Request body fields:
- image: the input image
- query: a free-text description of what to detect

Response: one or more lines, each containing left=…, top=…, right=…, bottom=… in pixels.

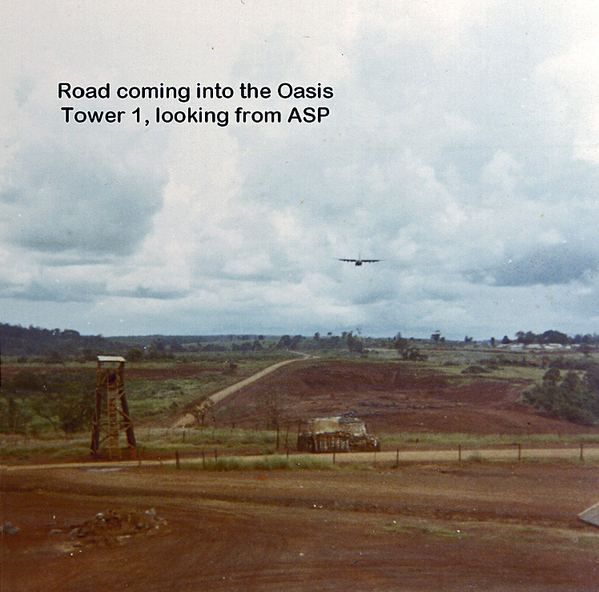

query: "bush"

left=522, top=368, right=599, bottom=426
left=1, top=369, right=95, bottom=435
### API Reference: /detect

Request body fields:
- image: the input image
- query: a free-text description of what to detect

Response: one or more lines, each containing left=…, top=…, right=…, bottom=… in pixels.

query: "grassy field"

left=1, top=350, right=296, bottom=432
left=2, top=343, right=599, bottom=463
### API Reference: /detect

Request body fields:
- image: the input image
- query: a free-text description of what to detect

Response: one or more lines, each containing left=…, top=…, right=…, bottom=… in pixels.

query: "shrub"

left=522, top=368, right=599, bottom=426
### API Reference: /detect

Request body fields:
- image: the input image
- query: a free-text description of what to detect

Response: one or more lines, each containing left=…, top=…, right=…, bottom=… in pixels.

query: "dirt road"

left=172, top=355, right=313, bottom=428
left=3, top=461, right=599, bottom=591
left=5, top=443, right=599, bottom=473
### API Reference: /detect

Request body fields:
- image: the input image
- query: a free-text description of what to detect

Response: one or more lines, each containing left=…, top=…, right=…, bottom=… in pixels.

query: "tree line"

left=0, top=323, right=113, bottom=358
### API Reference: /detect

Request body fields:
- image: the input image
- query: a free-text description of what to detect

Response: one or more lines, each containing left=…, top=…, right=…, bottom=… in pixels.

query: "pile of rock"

left=69, top=508, right=168, bottom=545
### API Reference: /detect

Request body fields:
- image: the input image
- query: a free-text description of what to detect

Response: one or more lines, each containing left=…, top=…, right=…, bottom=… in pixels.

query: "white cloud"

left=536, top=36, right=599, bottom=163
left=2, top=1, right=599, bottom=339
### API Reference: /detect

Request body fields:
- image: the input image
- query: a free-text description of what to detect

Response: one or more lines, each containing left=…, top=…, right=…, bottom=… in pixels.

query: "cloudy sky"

left=2, top=1, right=599, bottom=340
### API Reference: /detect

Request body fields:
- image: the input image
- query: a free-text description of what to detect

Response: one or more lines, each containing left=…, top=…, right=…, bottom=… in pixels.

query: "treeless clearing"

left=206, top=360, right=599, bottom=436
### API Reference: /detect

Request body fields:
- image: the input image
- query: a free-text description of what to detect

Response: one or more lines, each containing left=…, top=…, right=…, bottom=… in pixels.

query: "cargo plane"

left=338, top=255, right=381, bottom=266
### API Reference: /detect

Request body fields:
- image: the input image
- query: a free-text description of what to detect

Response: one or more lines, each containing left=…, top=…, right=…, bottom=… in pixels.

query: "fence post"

left=518, top=443, right=522, bottom=462
left=175, top=450, right=180, bottom=469
left=396, top=448, right=399, bottom=468
left=214, top=449, right=218, bottom=461
left=458, top=444, right=462, bottom=463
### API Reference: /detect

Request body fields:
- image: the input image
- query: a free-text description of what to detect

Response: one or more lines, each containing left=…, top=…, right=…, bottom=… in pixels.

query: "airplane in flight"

left=338, top=255, right=381, bottom=266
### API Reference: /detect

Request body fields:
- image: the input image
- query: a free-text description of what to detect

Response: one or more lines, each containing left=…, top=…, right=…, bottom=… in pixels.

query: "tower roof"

left=97, top=355, right=125, bottom=363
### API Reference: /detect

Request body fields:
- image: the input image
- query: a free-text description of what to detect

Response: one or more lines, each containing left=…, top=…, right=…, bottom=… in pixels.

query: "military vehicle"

left=297, top=415, right=380, bottom=453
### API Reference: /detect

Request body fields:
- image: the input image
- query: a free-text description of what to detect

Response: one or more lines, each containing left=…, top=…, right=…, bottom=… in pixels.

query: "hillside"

left=207, top=360, right=599, bottom=436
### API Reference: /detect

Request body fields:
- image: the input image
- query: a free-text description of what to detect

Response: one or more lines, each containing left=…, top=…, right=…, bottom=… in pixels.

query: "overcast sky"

left=2, top=1, right=599, bottom=340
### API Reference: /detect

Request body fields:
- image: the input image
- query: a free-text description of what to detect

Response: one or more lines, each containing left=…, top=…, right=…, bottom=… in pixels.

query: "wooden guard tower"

left=90, top=356, right=137, bottom=459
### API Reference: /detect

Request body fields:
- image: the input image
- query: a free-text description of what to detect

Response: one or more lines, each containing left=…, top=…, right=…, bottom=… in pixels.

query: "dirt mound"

left=69, top=508, right=168, bottom=545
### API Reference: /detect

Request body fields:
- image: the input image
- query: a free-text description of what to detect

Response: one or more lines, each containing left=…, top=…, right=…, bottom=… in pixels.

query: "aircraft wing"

left=361, top=259, right=380, bottom=263
left=338, top=258, right=357, bottom=262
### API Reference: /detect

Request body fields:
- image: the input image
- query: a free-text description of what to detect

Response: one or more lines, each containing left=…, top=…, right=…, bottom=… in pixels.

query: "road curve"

left=171, top=354, right=313, bottom=428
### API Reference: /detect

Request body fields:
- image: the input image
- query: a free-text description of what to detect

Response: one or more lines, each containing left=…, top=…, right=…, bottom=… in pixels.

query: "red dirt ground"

left=4, top=360, right=599, bottom=590
left=3, top=462, right=599, bottom=591
left=207, top=360, right=599, bottom=436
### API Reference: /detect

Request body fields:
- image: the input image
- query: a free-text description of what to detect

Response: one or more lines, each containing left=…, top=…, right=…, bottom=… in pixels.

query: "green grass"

left=379, top=431, right=599, bottom=449
left=3, top=351, right=298, bottom=428
left=0, top=433, right=91, bottom=459
left=126, top=378, right=211, bottom=421
left=133, top=426, right=280, bottom=454
left=178, top=454, right=334, bottom=471
left=125, top=357, right=291, bottom=422
left=465, top=451, right=485, bottom=463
